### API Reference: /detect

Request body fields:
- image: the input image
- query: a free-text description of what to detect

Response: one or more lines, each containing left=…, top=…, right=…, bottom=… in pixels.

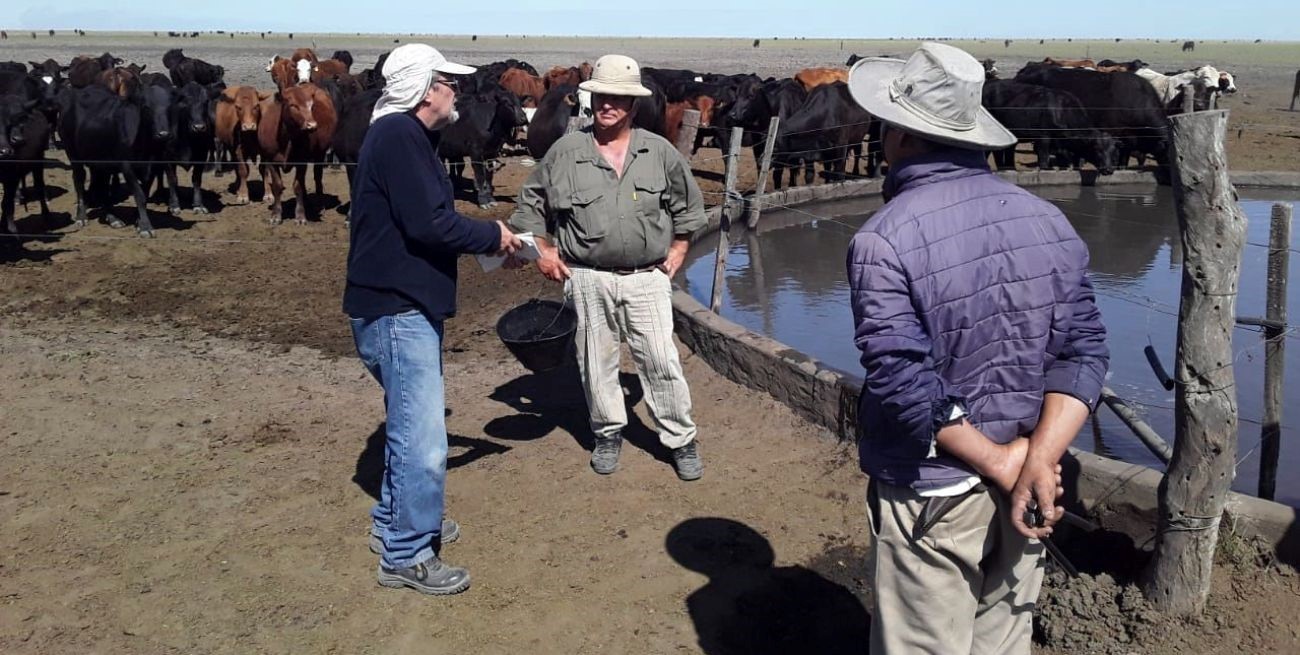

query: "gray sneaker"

left=376, top=557, right=470, bottom=595
left=369, top=518, right=460, bottom=555
left=673, top=441, right=703, bottom=481
left=590, top=435, right=623, bottom=475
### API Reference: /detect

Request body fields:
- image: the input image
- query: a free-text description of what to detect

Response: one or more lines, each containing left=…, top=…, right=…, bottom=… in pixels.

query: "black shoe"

left=369, top=518, right=460, bottom=555
left=590, top=435, right=623, bottom=475
left=673, top=441, right=703, bottom=481
left=377, top=557, right=470, bottom=595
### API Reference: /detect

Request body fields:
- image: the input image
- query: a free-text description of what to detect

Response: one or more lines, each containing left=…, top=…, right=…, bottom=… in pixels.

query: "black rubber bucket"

left=496, top=299, right=577, bottom=372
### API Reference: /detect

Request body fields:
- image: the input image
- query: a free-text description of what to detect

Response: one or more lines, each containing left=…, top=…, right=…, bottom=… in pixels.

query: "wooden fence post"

left=1258, top=202, right=1291, bottom=500
left=710, top=126, right=744, bottom=314
left=1182, top=86, right=1196, bottom=114
left=673, top=109, right=700, bottom=158
left=746, top=116, right=781, bottom=229
left=1142, top=108, right=1248, bottom=617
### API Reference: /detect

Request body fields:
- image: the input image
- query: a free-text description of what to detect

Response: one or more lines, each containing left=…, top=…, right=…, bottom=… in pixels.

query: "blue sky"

left=5, top=1, right=1298, bottom=40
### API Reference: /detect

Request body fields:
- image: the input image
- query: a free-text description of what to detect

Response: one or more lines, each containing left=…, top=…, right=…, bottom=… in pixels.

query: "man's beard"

left=447, top=108, right=460, bottom=125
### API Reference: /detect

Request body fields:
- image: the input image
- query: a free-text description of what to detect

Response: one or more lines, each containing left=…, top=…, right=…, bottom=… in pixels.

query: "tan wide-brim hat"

left=579, top=54, right=652, bottom=97
left=848, top=42, right=1016, bottom=150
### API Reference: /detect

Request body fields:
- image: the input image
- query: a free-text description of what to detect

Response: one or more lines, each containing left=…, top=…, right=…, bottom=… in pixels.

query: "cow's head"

left=1089, top=132, right=1120, bottom=176
left=1192, top=65, right=1221, bottom=90
left=221, top=86, right=268, bottom=132
left=277, top=85, right=319, bottom=132
left=692, top=95, right=716, bottom=128
left=726, top=79, right=765, bottom=124
left=265, top=56, right=281, bottom=73
left=176, top=82, right=211, bottom=133
left=1218, top=71, right=1237, bottom=93
left=295, top=59, right=312, bottom=85
left=981, top=59, right=999, bottom=80
left=0, top=96, right=41, bottom=158
left=140, top=82, right=176, bottom=140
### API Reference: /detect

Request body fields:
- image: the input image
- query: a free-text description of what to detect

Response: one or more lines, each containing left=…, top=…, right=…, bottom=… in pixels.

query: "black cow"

left=442, top=86, right=528, bottom=208
left=0, top=61, right=26, bottom=73
left=58, top=84, right=159, bottom=236
left=723, top=78, right=809, bottom=187
left=982, top=80, right=1119, bottom=175
left=1013, top=66, right=1169, bottom=175
left=332, top=87, right=382, bottom=225
left=772, top=82, right=874, bottom=187
left=144, top=78, right=215, bottom=214
left=525, top=83, right=581, bottom=159
left=330, top=50, right=353, bottom=70
left=162, top=49, right=225, bottom=87
left=1097, top=59, right=1148, bottom=72
left=0, top=95, right=52, bottom=233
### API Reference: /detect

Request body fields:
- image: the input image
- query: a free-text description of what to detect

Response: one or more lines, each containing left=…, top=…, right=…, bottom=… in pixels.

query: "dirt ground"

left=3, top=34, right=1300, bottom=655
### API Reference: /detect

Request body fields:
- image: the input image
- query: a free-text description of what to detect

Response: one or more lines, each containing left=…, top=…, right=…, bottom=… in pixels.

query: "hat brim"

left=848, top=58, right=1017, bottom=150
left=436, top=61, right=476, bottom=76
left=578, top=79, right=652, bottom=97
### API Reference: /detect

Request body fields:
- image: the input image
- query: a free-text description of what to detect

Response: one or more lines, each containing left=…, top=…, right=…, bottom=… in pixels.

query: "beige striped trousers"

left=564, top=267, right=696, bottom=448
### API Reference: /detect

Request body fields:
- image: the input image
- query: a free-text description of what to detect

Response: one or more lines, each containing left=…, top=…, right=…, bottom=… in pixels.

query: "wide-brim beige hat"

left=848, top=42, right=1015, bottom=150
left=579, top=54, right=652, bottom=97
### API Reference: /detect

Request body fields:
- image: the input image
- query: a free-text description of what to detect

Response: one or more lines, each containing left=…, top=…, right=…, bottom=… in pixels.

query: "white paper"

left=477, top=232, right=541, bottom=272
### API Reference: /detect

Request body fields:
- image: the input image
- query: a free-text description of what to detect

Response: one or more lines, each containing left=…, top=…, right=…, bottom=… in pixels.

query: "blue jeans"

left=350, top=310, right=448, bottom=570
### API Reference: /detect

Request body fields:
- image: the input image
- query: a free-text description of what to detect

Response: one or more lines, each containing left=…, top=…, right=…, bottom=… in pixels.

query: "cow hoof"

left=232, top=196, right=249, bottom=206
left=478, top=203, right=492, bottom=210
left=138, top=229, right=155, bottom=239
left=108, top=217, right=126, bottom=229
left=170, top=207, right=183, bottom=217
left=75, top=219, right=88, bottom=228
left=268, top=218, right=282, bottom=226
left=294, top=218, right=307, bottom=226
left=193, top=206, right=210, bottom=215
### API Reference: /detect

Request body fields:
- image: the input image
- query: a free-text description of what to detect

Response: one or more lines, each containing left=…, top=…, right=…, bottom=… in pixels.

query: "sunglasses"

left=434, top=78, right=459, bottom=91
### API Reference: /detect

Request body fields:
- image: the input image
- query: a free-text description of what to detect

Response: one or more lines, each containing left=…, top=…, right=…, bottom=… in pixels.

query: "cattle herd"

left=0, top=46, right=1241, bottom=238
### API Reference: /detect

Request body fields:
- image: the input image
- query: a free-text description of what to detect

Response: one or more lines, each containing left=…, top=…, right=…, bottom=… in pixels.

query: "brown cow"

left=215, top=86, right=272, bottom=205
left=290, top=48, right=318, bottom=64
left=256, top=83, right=337, bottom=225
left=97, top=66, right=142, bottom=97
left=662, top=101, right=688, bottom=147
left=543, top=65, right=582, bottom=90
left=269, top=57, right=301, bottom=91
left=1042, top=57, right=1096, bottom=69
left=499, top=68, right=546, bottom=107
left=794, top=67, right=848, bottom=92
left=311, top=58, right=349, bottom=84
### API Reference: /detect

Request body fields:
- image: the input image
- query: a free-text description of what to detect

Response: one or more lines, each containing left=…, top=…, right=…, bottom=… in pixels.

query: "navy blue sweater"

left=343, top=113, right=500, bottom=321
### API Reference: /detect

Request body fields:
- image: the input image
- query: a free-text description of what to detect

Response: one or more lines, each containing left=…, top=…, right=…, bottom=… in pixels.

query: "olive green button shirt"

left=509, top=128, right=707, bottom=268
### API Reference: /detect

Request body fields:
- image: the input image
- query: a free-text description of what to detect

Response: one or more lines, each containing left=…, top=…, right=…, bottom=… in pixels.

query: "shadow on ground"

left=666, top=517, right=871, bottom=655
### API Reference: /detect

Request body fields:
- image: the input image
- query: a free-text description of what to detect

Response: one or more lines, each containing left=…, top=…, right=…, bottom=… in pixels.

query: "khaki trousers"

left=866, top=481, right=1045, bottom=655
left=565, top=267, right=696, bottom=449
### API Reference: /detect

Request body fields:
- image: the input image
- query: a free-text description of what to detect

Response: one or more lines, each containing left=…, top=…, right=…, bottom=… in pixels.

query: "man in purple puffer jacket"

left=846, top=44, right=1109, bottom=654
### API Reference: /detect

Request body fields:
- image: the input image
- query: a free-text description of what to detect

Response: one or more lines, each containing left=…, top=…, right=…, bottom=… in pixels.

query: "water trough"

left=670, top=168, right=1300, bottom=564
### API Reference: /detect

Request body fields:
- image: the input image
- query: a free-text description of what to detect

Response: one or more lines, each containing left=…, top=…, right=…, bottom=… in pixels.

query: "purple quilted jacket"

left=846, top=148, right=1108, bottom=491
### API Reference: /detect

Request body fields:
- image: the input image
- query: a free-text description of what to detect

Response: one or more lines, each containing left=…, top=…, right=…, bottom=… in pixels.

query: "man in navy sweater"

left=343, top=44, right=520, bottom=596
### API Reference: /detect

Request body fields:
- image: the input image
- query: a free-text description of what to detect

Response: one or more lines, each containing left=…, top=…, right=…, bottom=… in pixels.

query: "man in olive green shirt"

left=509, top=54, right=707, bottom=480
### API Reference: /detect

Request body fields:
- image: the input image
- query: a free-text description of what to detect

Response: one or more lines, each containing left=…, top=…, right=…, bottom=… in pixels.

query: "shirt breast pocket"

left=633, top=179, right=667, bottom=220
left=567, top=188, right=607, bottom=242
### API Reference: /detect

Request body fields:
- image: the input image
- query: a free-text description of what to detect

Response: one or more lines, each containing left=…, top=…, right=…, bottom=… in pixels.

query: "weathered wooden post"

left=710, top=126, right=744, bottom=314
left=1142, top=108, right=1248, bottom=616
left=746, top=116, right=781, bottom=229
left=1258, top=202, right=1291, bottom=500
left=1182, top=86, right=1196, bottom=114
left=673, top=109, right=700, bottom=158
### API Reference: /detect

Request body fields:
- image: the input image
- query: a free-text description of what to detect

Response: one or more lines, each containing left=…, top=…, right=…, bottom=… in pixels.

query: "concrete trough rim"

left=671, top=168, right=1300, bottom=563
